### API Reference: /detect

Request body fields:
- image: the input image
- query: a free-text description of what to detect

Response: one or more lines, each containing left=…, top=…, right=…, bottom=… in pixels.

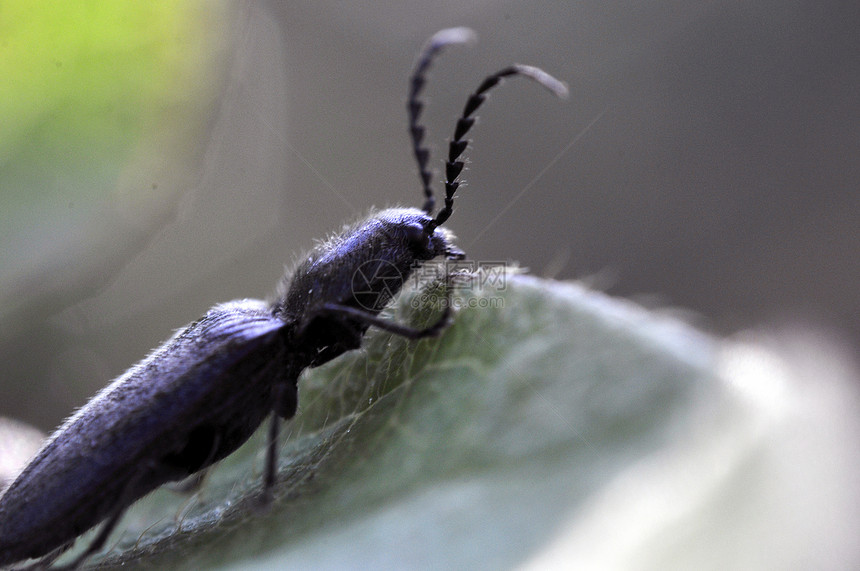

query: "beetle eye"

left=404, top=223, right=428, bottom=248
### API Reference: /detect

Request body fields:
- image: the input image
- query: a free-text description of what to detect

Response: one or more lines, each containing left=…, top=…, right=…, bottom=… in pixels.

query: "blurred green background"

left=1, top=0, right=858, bottom=434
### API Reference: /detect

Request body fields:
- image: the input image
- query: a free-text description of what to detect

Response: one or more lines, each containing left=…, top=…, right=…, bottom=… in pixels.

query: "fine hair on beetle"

left=0, top=28, right=567, bottom=569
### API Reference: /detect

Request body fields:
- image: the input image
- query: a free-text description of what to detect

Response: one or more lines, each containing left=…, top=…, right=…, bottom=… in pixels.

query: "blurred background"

left=1, top=0, right=858, bottom=431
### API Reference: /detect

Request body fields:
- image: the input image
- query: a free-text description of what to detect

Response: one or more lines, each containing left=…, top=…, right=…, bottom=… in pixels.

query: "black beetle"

left=0, top=27, right=566, bottom=568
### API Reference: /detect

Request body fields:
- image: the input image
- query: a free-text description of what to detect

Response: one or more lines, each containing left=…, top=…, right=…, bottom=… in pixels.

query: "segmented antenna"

left=408, top=28, right=477, bottom=214
left=429, top=64, right=569, bottom=230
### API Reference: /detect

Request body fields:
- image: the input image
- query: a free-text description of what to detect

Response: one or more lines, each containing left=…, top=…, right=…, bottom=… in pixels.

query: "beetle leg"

left=319, top=301, right=452, bottom=339
left=319, top=275, right=456, bottom=340
left=51, top=463, right=158, bottom=569
left=259, top=412, right=279, bottom=506
left=260, top=381, right=299, bottom=505
left=16, top=541, right=72, bottom=570
left=54, top=505, right=125, bottom=570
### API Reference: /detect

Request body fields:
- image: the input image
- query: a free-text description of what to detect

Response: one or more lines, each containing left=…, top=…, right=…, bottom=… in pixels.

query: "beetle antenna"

left=408, top=27, right=477, bottom=215
left=429, top=64, right=569, bottom=230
